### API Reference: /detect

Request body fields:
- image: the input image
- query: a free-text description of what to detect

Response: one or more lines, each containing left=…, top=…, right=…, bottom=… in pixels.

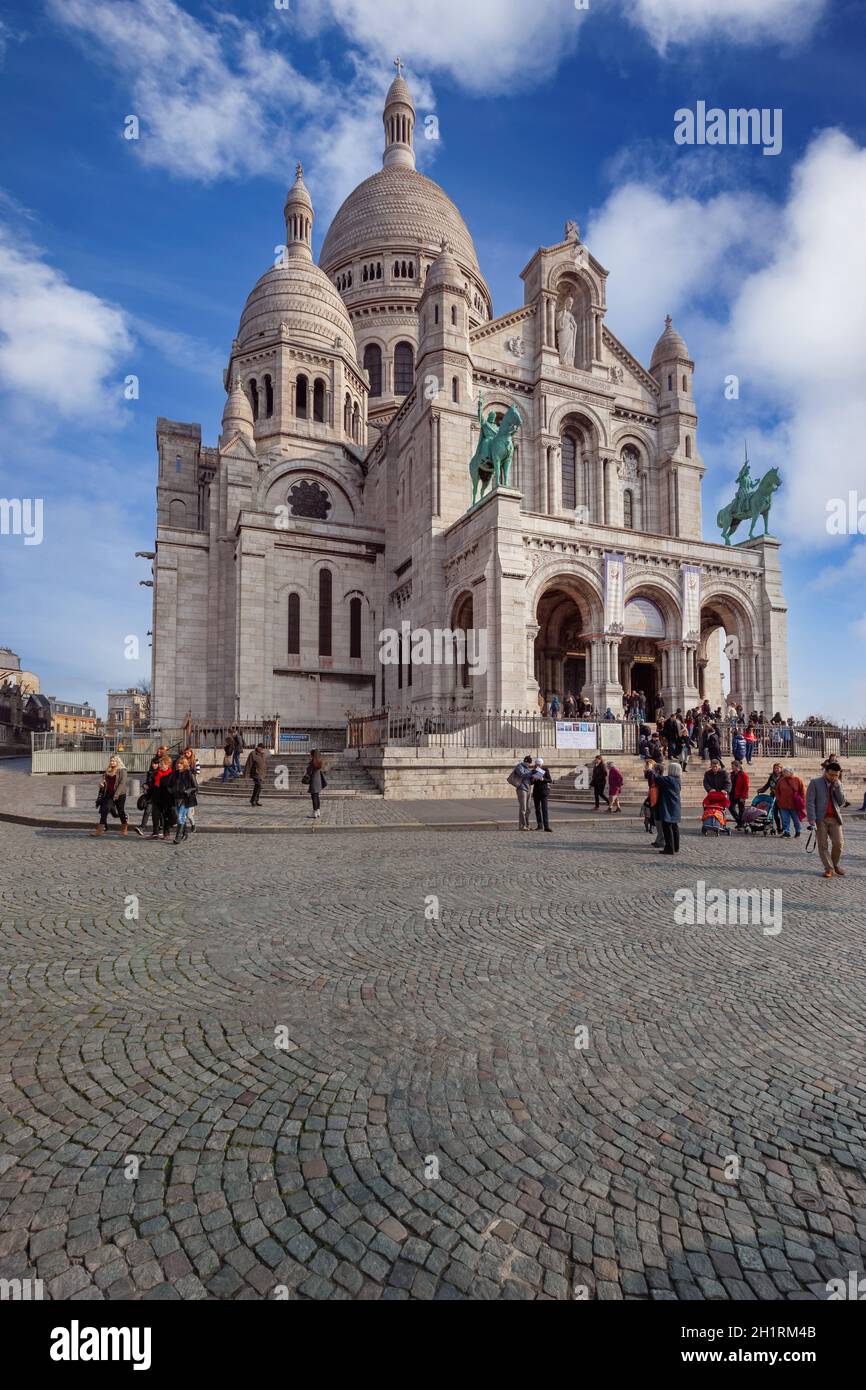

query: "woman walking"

left=90, top=755, right=129, bottom=836
left=221, top=738, right=236, bottom=781
left=304, top=750, right=327, bottom=820
left=149, top=753, right=175, bottom=841
left=656, top=760, right=683, bottom=855
left=591, top=755, right=609, bottom=810
left=607, top=763, right=623, bottom=813
left=169, top=754, right=198, bottom=844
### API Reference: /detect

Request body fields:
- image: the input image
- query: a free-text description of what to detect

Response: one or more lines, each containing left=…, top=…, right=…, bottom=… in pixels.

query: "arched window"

left=364, top=344, right=382, bottom=397
left=313, top=378, right=325, bottom=423
left=249, top=379, right=259, bottom=420
left=352, top=401, right=360, bottom=442
left=434, top=304, right=439, bottom=325
left=682, top=374, right=688, bottom=393
left=376, top=262, right=382, bottom=280
left=667, top=374, right=673, bottom=391
left=451, top=305, right=457, bottom=326
left=363, top=265, right=368, bottom=283
left=623, top=489, right=634, bottom=529
left=287, top=593, right=300, bottom=655
left=349, top=597, right=362, bottom=659
left=169, top=499, right=186, bottom=527
left=393, top=260, right=400, bottom=278
left=685, top=436, right=692, bottom=458
left=318, top=569, right=332, bottom=657
left=296, top=374, right=308, bottom=419
left=408, top=262, right=414, bottom=278
left=451, top=376, right=459, bottom=403
left=264, top=375, right=274, bottom=418
left=175, top=455, right=182, bottom=474
left=394, top=342, right=414, bottom=396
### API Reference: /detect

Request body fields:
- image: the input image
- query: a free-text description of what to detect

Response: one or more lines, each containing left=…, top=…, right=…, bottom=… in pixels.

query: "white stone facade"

left=151, top=74, right=789, bottom=729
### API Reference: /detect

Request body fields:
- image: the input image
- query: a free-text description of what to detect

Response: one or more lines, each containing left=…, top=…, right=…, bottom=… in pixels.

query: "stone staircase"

left=198, top=753, right=381, bottom=800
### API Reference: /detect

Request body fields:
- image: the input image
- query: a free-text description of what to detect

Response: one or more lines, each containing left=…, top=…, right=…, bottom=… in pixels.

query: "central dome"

left=320, top=165, right=481, bottom=277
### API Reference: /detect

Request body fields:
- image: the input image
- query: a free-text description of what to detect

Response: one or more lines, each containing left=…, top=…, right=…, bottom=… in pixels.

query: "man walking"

left=231, top=725, right=244, bottom=778
left=806, top=761, right=846, bottom=878
left=244, top=742, right=268, bottom=808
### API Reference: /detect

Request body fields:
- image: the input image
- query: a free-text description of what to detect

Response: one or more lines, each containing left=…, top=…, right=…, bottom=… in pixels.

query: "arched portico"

left=532, top=571, right=605, bottom=710
left=700, top=587, right=762, bottom=713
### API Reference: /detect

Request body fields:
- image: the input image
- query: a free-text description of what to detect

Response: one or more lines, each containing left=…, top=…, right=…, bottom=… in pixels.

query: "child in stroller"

left=741, top=792, right=776, bottom=836
left=701, top=789, right=730, bottom=835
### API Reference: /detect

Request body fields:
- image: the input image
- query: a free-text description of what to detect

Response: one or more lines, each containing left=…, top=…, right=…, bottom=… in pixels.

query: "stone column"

left=595, top=454, right=605, bottom=525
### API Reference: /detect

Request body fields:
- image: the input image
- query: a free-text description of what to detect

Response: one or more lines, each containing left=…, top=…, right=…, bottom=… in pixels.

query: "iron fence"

left=347, top=709, right=865, bottom=759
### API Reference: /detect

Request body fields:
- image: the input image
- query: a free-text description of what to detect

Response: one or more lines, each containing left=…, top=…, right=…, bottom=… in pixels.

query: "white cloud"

left=0, top=226, right=132, bottom=421
left=296, top=0, right=586, bottom=92
left=585, top=130, right=866, bottom=550
left=587, top=184, right=777, bottom=353
left=132, top=318, right=224, bottom=384
left=45, top=0, right=406, bottom=215
left=619, top=0, right=827, bottom=54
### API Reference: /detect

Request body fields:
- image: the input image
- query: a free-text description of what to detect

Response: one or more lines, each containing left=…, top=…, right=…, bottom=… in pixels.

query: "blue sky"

left=0, top=0, right=864, bottom=719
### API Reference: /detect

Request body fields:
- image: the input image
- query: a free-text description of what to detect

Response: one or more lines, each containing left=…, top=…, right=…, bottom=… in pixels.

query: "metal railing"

left=347, top=709, right=865, bottom=759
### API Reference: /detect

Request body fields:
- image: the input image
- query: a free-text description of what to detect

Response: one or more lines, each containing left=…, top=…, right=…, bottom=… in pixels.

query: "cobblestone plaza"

left=1, top=819, right=864, bottom=1301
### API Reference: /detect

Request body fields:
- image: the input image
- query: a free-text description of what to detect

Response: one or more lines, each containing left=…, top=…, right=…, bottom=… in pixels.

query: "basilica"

left=150, top=68, right=789, bottom=729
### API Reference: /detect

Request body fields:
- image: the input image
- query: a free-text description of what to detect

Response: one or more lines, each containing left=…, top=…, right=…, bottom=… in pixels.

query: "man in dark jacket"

left=245, top=743, right=268, bottom=807
left=703, top=760, right=731, bottom=796
left=705, top=726, right=722, bottom=763
left=531, top=757, right=553, bottom=832
left=231, top=726, right=245, bottom=777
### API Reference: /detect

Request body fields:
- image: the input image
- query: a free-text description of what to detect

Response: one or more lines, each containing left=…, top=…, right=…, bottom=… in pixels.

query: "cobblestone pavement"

left=1, top=820, right=864, bottom=1301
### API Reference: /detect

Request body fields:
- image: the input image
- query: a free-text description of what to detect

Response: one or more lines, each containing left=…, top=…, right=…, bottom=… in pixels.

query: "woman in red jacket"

left=731, top=761, right=750, bottom=829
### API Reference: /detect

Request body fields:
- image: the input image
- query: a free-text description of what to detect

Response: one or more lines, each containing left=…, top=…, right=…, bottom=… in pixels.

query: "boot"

left=174, top=826, right=183, bottom=844
left=120, top=824, right=128, bottom=836
left=182, top=823, right=190, bottom=840
left=89, top=825, right=107, bottom=837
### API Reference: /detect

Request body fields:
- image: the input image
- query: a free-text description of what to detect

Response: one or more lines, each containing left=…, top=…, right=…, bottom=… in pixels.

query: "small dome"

left=385, top=72, right=414, bottom=110
left=650, top=314, right=690, bottom=369
left=421, top=242, right=464, bottom=296
left=237, top=260, right=357, bottom=360
left=221, top=373, right=253, bottom=442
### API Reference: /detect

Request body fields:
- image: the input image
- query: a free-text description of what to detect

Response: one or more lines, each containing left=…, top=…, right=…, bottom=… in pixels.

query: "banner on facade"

left=556, top=720, right=598, bottom=749
left=604, top=552, right=625, bottom=631
left=599, top=723, right=623, bottom=751
left=682, top=564, right=701, bottom=642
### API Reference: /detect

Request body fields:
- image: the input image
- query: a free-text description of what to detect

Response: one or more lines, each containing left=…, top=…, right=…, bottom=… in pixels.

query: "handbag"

left=301, top=773, right=310, bottom=785
left=320, top=774, right=327, bottom=790
left=506, top=768, right=523, bottom=788
left=137, top=793, right=149, bottom=811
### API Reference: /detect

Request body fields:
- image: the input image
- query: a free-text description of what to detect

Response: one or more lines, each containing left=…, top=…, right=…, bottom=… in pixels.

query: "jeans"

left=533, top=791, right=550, bottom=830
left=221, top=766, right=235, bottom=782
left=593, top=787, right=609, bottom=808
left=177, top=805, right=189, bottom=827
left=732, top=798, right=746, bottom=827
left=661, top=820, right=680, bottom=853
left=745, top=744, right=754, bottom=763
left=99, top=793, right=127, bottom=827
left=780, top=808, right=801, bottom=835
left=250, top=778, right=262, bottom=805
left=815, top=819, right=843, bottom=872
left=516, top=785, right=531, bottom=828
left=310, top=792, right=321, bottom=812
left=232, top=753, right=242, bottom=776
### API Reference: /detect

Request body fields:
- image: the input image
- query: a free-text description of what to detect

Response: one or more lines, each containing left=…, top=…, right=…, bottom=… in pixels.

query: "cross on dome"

left=394, top=57, right=403, bottom=77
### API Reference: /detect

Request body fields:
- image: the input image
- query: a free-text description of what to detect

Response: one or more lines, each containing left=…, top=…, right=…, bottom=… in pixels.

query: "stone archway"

left=700, top=589, right=761, bottom=714
left=533, top=572, right=604, bottom=711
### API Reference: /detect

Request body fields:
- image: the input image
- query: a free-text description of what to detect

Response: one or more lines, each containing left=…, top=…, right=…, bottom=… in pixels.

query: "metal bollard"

left=61, top=785, right=77, bottom=808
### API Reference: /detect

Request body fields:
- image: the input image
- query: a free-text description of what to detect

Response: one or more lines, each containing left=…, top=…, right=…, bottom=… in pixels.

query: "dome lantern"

left=283, top=163, right=314, bottom=261
left=383, top=58, right=416, bottom=171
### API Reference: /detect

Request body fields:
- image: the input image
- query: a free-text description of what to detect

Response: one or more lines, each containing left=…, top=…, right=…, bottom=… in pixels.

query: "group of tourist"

left=90, top=741, right=328, bottom=836
left=539, top=691, right=594, bottom=720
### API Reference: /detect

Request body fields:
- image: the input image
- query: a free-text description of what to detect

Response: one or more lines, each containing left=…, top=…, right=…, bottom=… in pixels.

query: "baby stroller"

left=741, top=792, right=776, bottom=836
left=701, top=790, right=731, bottom=836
